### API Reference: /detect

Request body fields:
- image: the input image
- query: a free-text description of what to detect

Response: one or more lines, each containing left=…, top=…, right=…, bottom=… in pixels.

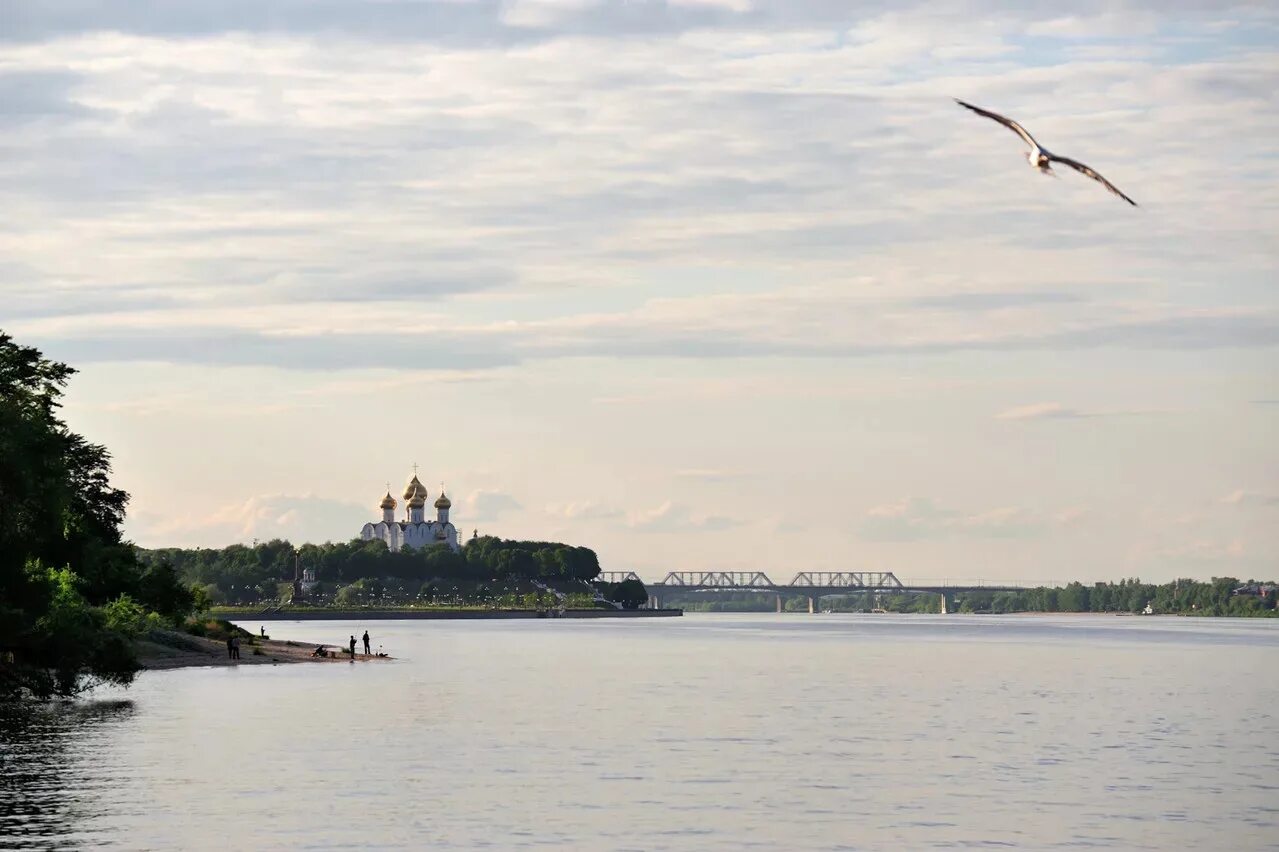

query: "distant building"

left=360, top=470, right=459, bottom=552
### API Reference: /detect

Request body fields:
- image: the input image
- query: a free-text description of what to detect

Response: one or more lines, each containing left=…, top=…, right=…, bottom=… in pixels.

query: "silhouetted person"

left=230, top=636, right=241, bottom=660
left=226, top=636, right=234, bottom=659
left=362, top=631, right=370, bottom=655
left=349, top=635, right=356, bottom=659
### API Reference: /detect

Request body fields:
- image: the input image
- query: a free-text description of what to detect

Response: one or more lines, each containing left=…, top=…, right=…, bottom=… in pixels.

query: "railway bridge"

left=595, top=571, right=1032, bottom=613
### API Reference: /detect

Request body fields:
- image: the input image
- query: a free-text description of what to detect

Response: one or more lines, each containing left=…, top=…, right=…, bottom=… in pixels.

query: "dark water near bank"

left=2, top=614, right=1277, bottom=850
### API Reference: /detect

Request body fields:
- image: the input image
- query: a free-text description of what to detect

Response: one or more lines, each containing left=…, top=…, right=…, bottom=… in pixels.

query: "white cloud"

left=995, top=402, right=1170, bottom=421
left=544, top=500, right=624, bottom=520
left=861, top=497, right=1049, bottom=541
left=1026, top=12, right=1161, bottom=38
left=463, top=490, right=524, bottom=522
left=670, top=0, right=752, bottom=11
left=501, top=0, right=602, bottom=29
left=996, top=402, right=1086, bottom=421
left=672, top=468, right=743, bottom=481
left=1054, top=507, right=1091, bottom=527
left=130, top=493, right=367, bottom=548
left=627, top=501, right=742, bottom=532
left=1220, top=490, right=1279, bottom=507
left=1153, top=538, right=1246, bottom=562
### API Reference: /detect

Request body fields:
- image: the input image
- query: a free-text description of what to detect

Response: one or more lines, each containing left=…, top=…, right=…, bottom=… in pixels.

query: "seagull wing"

left=954, top=98, right=1040, bottom=150
left=1045, top=153, right=1137, bottom=206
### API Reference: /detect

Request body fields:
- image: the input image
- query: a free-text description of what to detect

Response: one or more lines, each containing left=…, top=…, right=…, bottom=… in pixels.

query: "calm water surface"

left=2, top=614, right=1277, bottom=851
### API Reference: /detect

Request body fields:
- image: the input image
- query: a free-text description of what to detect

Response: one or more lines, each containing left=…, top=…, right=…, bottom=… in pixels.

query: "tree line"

left=962, top=578, right=1276, bottom=616
left=664, top=577, right=1277, bottom=616
left=1, top=333, right=195, bottom=700
left=139, top=535, right=604, bottom=605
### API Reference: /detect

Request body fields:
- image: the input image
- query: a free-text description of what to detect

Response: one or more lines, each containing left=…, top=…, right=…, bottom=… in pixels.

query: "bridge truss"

left=659, top=571, right=776, bottom=588
left=595, top=572, right=643, bottom=583
left=788, top=572, right=903, bottom=589
left=655, top=571, right=905, bottom=591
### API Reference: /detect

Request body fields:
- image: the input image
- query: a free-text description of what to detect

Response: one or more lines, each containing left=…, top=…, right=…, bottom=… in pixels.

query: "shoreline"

left=213, top=608, right=684, bottom=621
left=136, top=609, right=682, bottom=672
left=136, top=632, right=391, bottom=671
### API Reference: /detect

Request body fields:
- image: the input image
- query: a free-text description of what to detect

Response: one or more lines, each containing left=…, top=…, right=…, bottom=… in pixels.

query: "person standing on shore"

left=226, top=635, right=234, bottom=659
left=362, top=631, right=370, bottom=655
left=230, top=636, right=241, bottom=660
left=349, top=635, right=356, bottom=659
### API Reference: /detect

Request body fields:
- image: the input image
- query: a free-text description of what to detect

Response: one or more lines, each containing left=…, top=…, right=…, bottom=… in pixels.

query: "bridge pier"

left=808, top=595, right=819, bottom=614
left=775, top=593, right=783, bottom=613
left=864, top=589, right=875, bottom=612
left=938, top=591, right=954, bottom=614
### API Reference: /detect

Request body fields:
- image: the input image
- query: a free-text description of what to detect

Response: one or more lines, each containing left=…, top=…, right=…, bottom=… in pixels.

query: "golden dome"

left=402, top=475, right=427, bottom=501
left=434, top=491, right=451, bottom=510
left=379, top=491, right=397, bottom=510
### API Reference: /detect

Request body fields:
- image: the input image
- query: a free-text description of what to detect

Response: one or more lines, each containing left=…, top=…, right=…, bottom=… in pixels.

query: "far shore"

left=213, top=607, right=683, bottom=621
left=136, top=632, right=392, bottom=671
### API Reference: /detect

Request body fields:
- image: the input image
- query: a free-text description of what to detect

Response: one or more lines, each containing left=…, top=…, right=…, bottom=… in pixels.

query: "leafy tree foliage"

left=1, top=332, right=192, bottom=700
left=597, top=578, right=648, bottom=609
left=969, top=577, right=1275, bottom=616
left=143, top=535, right=604, bottom=603
left=672, top=579, right=1276, bottom=616
left=463, top=536, right=600, bottom=581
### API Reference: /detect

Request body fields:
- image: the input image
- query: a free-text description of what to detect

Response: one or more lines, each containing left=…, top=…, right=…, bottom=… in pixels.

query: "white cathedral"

left=360, top=471, right=460, bottom=552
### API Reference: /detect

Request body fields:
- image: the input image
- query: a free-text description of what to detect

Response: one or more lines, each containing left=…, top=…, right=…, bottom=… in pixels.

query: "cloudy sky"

left=3, top=0, right=1276, bottom=583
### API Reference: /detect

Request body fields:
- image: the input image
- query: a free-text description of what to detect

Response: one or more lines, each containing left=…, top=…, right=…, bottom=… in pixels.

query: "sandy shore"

left=137, top=632, right=392, bottom=671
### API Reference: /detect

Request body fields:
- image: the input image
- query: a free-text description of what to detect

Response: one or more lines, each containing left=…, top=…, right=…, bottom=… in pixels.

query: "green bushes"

left=183, top=618, right=251, bottom=642
left=3, top=564, right=141, bottom=699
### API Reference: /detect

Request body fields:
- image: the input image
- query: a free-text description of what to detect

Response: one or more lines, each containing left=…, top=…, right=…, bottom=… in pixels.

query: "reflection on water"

left=1, top=615, right=1276, bottom=851
left=0, top=700, right=135, bottom=850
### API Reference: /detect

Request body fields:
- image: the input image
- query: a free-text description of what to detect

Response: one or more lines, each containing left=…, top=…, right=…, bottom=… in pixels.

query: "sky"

left=2, top=0, right=1276, bottom=584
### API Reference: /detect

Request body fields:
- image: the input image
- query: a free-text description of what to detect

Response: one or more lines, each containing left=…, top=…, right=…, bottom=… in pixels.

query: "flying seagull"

left=954, top=98, right=1137, bottom=206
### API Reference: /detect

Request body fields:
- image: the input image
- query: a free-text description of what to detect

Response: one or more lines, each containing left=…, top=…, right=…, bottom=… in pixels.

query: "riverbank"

left=212, top=608, right=683, bottom=621
left=136, top=630, right=391, bottom=670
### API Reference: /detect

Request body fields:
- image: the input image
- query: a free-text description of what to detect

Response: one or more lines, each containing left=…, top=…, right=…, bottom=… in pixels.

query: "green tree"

left=1058, top=582, right=1090, bottom=613
left=1, top=332, right=190, bottom=700
left=600, top=578, right=648, bottom=609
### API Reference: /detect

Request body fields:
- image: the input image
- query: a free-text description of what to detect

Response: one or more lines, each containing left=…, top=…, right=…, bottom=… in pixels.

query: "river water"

left=2, top=614, right=1276, bottom=851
